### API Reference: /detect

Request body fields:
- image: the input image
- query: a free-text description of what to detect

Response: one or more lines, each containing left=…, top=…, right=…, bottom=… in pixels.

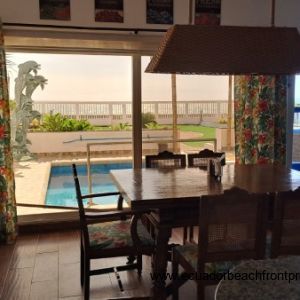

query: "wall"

left=222, top=0, right=300, bottom=30
left=0, top=0, right=189, bottom=29
left=275, top=0, right=300, bottom=29
left=1, top=0, right=300, bottom=31
left=221, top=0, right=272, bottom=27
left=27, top=130, right=174, bottom=153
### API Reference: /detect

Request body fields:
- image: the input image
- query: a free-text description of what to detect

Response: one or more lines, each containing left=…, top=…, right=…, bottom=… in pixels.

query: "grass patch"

left=81, top=124, right=215, bottom=148
left=166, top=125, right=216, bottom=148
left=93, top=125, right=115, bottom=131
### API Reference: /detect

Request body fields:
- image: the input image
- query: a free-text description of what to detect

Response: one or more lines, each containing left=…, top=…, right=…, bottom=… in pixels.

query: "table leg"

left=151, top=225, right=172, bottom=300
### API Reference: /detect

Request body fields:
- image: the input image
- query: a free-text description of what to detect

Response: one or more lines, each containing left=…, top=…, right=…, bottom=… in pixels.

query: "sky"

left=7, top=52, right=300, bottom=103
left=7, top=53, right=229, bottom=102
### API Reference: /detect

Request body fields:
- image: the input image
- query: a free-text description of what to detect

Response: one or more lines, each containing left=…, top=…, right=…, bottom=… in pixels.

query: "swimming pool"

left=46, top=162, right=132, bottom=207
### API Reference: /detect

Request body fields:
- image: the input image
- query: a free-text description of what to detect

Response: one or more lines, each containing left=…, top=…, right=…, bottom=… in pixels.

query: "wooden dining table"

left=110, top=164, right=300, bottom=300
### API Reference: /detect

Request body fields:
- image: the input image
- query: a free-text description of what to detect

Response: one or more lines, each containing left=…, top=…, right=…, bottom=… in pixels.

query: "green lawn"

left=177, top=125, right=215, bottom=138
left=93, top=124, right=215, bottom=148
left=92, top=124, right=215, bottom=148
left=167, top=125, right=216, bottom=148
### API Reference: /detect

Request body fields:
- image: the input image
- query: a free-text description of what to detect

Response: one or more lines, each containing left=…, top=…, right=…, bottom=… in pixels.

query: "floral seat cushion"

left=175, top=244, right=238, bottom=275
left=88, top=219, right=153, bottom=250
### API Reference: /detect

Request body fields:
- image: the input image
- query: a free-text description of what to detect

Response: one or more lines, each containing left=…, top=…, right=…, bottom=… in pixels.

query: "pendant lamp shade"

left=145, top=25, right=300, bottom=75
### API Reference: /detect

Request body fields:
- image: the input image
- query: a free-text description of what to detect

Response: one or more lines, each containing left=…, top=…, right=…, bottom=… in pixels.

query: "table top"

left=215, top=256, right=300, bottom=300
left=110, top=164, right=300, bottom=209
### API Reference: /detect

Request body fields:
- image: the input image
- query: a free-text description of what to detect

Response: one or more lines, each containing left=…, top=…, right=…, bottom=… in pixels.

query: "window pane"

left=7, top=52, right=133, bottom=216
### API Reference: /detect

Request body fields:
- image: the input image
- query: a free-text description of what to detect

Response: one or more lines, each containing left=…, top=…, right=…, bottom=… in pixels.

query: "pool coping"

left=18, top=157, right=133, bottom=224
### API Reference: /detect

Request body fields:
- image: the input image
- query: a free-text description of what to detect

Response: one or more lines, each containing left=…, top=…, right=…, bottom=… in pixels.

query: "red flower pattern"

left=0, top=30, right=18, bottom=243
left=0, top=126, right=5, bottom=138
left=234, top=75, right=287, bottom=165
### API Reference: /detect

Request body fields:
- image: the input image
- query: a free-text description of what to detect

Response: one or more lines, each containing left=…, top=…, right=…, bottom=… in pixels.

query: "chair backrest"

left=197, top=187, right=268, bottom=272
left=72, top=164, right=89, bottom=246
left=145, top=150, right=186, bottom=168
left=271, top=187, right=300, bottom=258
left=187, top=148, right=226, bottom=168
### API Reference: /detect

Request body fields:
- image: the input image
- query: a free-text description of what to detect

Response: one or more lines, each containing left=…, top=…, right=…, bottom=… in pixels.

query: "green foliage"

left=40, top=113, right=93, bottom=132
left=218, top=118, right=228, bottom=124
left=142, top=112, right=156, bottom=128
left=145, top=122, right=160, bottom=129
left=112, top=122, right=130, bottom=131
left=9, top=100, right=16, bottom=112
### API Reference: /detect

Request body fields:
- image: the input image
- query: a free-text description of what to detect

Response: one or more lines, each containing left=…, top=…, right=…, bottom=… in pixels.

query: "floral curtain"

left=234, top=75, right=287, bottom=165
left=0, top=23, right=17, bottom=243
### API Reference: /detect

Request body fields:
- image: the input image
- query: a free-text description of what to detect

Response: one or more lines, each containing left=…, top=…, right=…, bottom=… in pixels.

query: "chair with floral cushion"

left=271, top=187, right=300, bottom=258
left=72, top=164, right=154, bottom=300
left=172, top=187, right=269, bottom=300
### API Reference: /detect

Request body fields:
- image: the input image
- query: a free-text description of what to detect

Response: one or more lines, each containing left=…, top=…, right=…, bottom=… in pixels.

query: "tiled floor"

left=0, top=229, right=216, bottom=300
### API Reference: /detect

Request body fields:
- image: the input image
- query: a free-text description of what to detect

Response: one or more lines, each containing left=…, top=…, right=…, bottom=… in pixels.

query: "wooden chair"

left=185, top=149, right=226, bottom=244
left=144, top=150, right=186, bottom=249
left=145, top=150, right=186, bottom=169
left=72, top=164, right=154, bottom=300
left=187, top=148, right=226, bottom=168
left=172, top=187, right=269, bottom=300
left=271, top=187, right=300, bottom=258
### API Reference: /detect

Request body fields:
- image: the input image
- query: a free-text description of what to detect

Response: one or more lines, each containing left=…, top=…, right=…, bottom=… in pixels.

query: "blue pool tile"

left=46, top=162, right=133, bottom=207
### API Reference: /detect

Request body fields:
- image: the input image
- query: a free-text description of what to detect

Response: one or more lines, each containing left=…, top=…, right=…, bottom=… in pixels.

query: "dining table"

left=110, top=164, right=300, bottom=300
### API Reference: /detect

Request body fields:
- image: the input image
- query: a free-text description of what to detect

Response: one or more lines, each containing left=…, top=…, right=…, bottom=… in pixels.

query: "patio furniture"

left=215, top=256, right=300, bottom=300
left=187, top=149, right=226, bottom=168
left=110, top=164, right=300, bottom=300
left=185, top=149, right=226, bottom=244
left=172, top=187, right=269, bottom=300
left=145, top=150, right=187, bottom=246
left=145, top=150, right=186, bottom=168
left=72, top=164, right=154, bottom=300
left=271, top=187, right=300, bottom=258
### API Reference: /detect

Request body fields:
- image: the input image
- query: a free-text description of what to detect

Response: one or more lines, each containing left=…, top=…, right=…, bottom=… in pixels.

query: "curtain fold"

left=0, top=23, right=17, bottom=243
left=234, top=75, right=287, bottom=165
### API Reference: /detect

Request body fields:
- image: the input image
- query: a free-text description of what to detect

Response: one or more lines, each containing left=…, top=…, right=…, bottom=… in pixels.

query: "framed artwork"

left=39, top=0, right=71, bottom=20
left=195, top=0, right=221, bottom=25
left=146, top=0, right=173, bottom=25
left=95, top=0, right=124, bottom=23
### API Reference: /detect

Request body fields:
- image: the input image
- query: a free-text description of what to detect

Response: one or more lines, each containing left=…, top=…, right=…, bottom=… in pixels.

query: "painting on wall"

left=147, top=0, right=173, bottom=25
left=39, top=0, right=71, bottom=20
left=95, top=0, right=124, bottom=23
left=195, top=0, right=221, bottom=25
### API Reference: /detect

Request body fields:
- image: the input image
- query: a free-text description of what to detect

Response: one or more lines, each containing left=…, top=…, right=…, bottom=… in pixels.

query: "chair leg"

left=80, top=242, right=84, bottom=287
left=127, top=255, right=136, bottom=264
left=189, top=226, right=194, bottom=242
left=196, top=281, right=205, bottom=300
left=172, top=251, right=179, bottom=300
left=183, top=227, right=188, bottom=244
left=84, top=257, right=90, bottom=300
left=137, top=254, right=142, bottom=276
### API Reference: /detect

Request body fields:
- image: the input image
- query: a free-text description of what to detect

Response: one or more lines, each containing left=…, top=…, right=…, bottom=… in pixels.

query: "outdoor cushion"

left=175, top=244, right=238, bottom=275
left=88, top=219, right=153, bottom=250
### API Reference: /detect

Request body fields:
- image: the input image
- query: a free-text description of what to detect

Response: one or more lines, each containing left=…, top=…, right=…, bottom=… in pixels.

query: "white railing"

left=33, top=100, right=229, bottom=125
left=295, top=108, right=300, bottom=128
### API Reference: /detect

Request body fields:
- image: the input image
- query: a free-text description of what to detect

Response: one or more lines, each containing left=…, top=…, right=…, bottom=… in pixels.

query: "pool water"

left=46, top=162, right=132, bottom=207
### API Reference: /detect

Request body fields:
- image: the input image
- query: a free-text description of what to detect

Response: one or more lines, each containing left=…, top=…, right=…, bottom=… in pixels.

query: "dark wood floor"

left=0, top=229, right=216, bottom=300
